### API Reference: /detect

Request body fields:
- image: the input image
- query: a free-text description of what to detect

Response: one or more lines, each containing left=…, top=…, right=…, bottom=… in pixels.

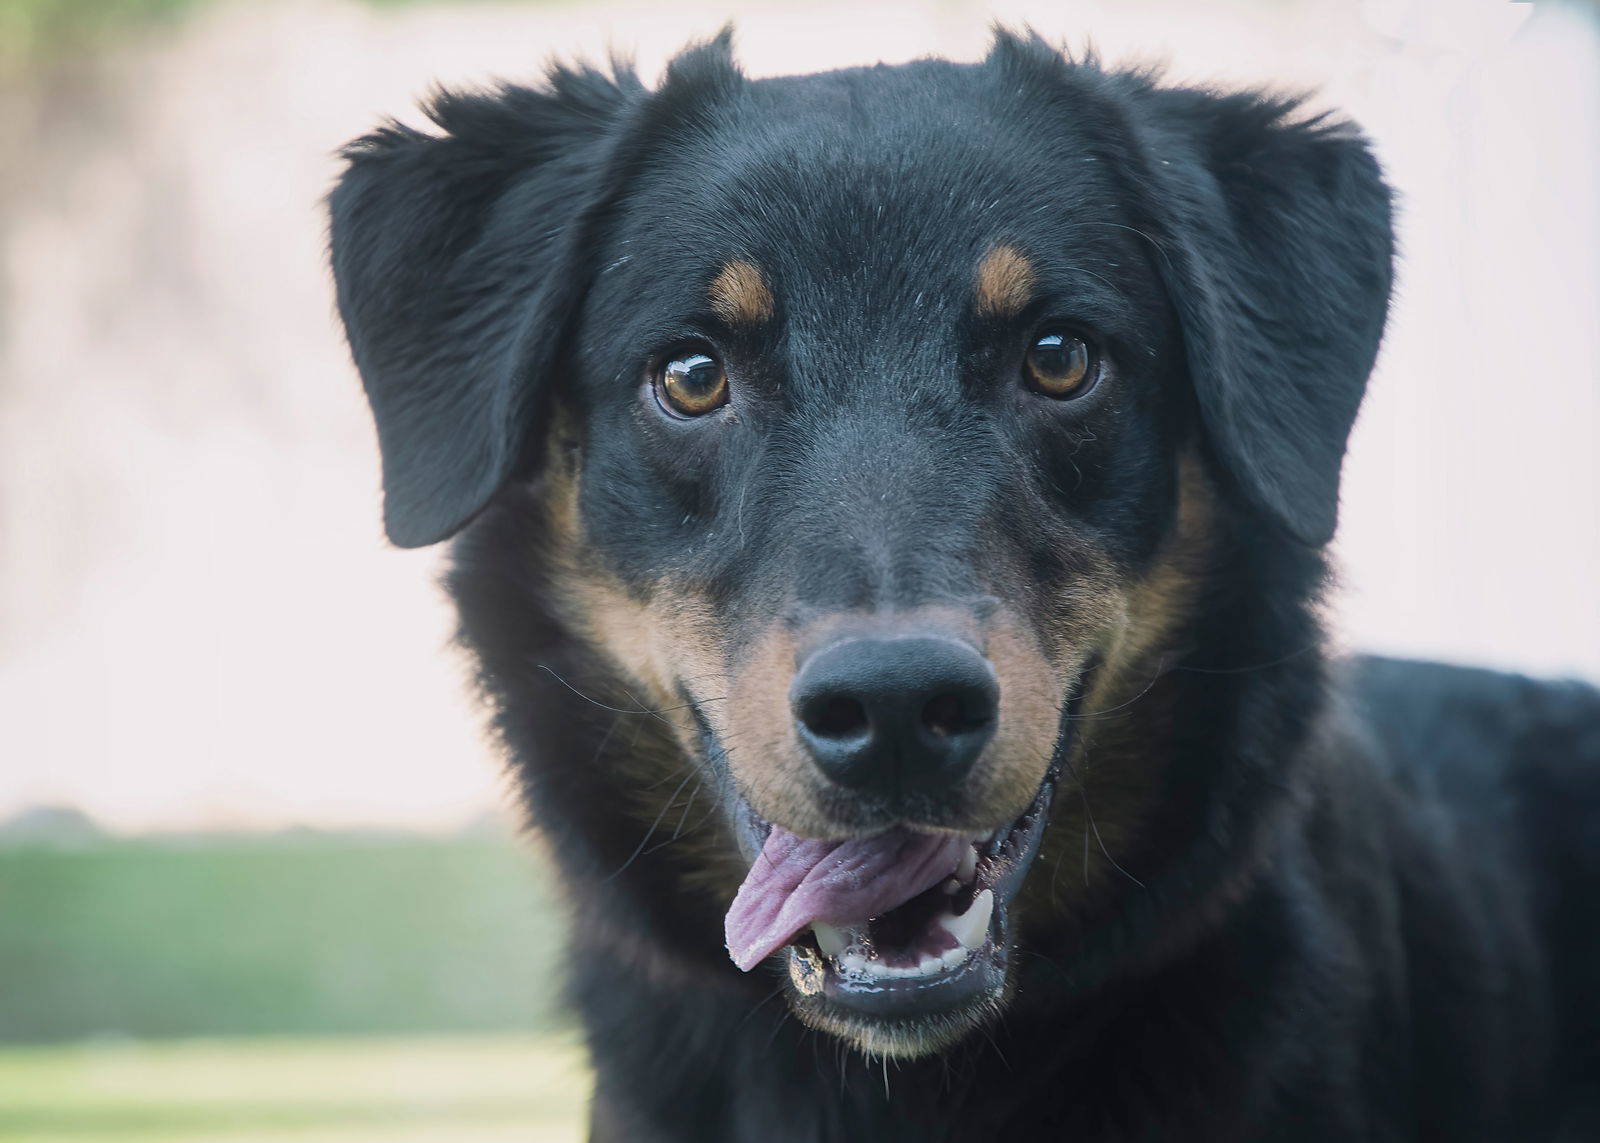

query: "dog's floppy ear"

left=1128, top=84, right=1395, bottom=547
left=329, top=67, right=644, bottom=547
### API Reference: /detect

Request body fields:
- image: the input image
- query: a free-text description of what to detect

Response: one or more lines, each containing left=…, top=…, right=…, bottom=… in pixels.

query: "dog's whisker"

left=1083, top=794, right=1091, bottom=887
left=639, top=777, right=715, bottom=856
left=1171, top=638, right=1322, bottom=675
left=1058, top=262, right=1131, bottom=305
left=1066, top=653, right=1168, bottom=722
left=535, top=662, right=716, bottom=720
left=607, top=766, right=699, bottom=882
left=1075, top=221, right=1175, bottom=269
left=669, top=776, right=705, bottom=841
left=1060, top=748, right=1145, bottom=890
left=980, top=1024, right=1012, bottom=1074
left=734, top=983, right=787, bottom=1035
left=587, top=714, right=623, bottom=772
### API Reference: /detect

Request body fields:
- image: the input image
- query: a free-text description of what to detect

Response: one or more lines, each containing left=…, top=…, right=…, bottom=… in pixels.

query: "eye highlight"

left=655, top=351, right=729, bottom=417
left=1023, top=333, right=1099, bottom=400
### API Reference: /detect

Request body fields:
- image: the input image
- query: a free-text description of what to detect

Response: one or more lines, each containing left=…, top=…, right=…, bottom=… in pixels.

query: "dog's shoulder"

left=1311, top=656, right=1600, bottom=1126
left=1345, top=654, right=1600, bottom=798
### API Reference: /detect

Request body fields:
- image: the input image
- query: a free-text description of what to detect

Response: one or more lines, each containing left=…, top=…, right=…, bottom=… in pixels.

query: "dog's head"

left=330, top=32, right=1391, bottom=1058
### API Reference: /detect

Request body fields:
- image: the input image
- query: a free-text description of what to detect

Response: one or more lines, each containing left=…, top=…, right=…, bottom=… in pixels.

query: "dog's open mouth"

left=724, top=772, right=1057, bottom=1018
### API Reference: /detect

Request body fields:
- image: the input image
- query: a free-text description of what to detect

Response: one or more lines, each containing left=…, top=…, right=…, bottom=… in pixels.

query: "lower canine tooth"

left=811, top=922, right=849, bottom=958
left=917, top=953, right=945, bottom=976
left=938, top=888, right=995, bottom=950
left=956, top=846, right=978, bottom=883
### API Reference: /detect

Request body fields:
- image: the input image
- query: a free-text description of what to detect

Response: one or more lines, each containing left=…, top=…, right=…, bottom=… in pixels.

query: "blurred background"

left=0, top=0, right=1595, bottom=1139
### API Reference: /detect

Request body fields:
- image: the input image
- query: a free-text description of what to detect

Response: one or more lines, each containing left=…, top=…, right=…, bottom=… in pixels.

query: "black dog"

left=329, top=31, right=1600, bottom=1140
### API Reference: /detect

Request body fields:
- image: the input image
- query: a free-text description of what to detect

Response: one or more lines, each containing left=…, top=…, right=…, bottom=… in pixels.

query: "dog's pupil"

left=664, top=353, right=725, bottom=411
left=1031, top=335, right=1086, bottom=387
left=682, top=360, right=717, bottom=391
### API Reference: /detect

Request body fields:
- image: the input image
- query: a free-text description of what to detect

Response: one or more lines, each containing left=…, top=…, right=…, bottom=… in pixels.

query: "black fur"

left=329, top=32, right=1600, bottom=1141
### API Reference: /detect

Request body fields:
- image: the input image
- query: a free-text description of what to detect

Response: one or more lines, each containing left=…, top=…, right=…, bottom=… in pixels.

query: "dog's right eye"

left=1023, top=333, right=1099, bottom=400
left=655, top=352, right=729, bottom=418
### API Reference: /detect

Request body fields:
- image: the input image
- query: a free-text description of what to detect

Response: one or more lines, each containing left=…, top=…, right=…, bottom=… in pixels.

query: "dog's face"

left=331, top=33, right=1391, bottom=1058
left=566, top=79, right=1188, bottom=835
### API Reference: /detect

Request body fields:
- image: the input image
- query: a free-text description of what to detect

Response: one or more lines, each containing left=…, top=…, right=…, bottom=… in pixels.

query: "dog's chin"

left=751, top=768, right=1059, bottom=1060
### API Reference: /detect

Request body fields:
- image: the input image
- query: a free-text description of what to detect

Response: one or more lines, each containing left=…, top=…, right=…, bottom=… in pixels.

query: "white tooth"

left=917, top=953, right=945, bottom=976
left=812, top=922, right=848, bottom=958
left=942, top=878, right=960, bottom=895
left=938, top=888, right=995, bottom=950
left=838, top=952, right=870, bottom=979
left=941, top=945, right=970, bottom=969
left=957, top=846, right=978, bottom=883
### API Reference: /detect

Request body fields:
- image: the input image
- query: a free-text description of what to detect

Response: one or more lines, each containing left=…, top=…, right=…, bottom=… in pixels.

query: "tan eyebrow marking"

left=708, top=259, right=775, bottom=326
left=975, top=244, right=1037, bottom=319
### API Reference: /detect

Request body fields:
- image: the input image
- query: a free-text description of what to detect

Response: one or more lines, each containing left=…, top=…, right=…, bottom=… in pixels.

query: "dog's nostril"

left=921, top=692, right=991, bottom=740
left=803, top=695, right=870, bottom=740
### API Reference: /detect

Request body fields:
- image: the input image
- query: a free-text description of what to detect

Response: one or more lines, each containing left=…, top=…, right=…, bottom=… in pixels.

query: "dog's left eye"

left=655, top=352, right=729, bottom=417
left=1023, top=334, right=1099, bottom=400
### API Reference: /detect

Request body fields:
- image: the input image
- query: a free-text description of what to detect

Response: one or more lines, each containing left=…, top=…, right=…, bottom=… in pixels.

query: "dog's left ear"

left=328, top=69, right=641, bottom=548
left=329, top=34, right=741, bottom=548
left=1128, top=85, right=1395, bottom=547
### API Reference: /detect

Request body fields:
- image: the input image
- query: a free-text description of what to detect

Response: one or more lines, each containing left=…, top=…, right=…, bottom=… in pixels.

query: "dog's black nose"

left=791, top=637, right=999, bottom=797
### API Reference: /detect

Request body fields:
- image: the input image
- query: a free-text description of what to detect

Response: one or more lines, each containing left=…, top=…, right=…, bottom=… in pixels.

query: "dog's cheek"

left=536, top=441, right=727, bottom=705
left=1013, top=456, right=1218, bottom=928
left=541, top=530, right=753, bottom=902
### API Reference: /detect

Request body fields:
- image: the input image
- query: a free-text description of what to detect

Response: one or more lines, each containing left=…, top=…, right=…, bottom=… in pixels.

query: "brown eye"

left=1024, top=333, right=1098, bottom=399
left=656, top=352, right=729, bottom=417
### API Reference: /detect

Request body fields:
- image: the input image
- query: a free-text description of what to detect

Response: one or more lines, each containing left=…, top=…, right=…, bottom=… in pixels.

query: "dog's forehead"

left=606, top=65, right=1141, bottom=322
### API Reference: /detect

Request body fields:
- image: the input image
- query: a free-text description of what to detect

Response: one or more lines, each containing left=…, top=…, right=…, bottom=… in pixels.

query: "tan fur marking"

left=708, top=259, right=774, bottom=326
left=975, top=244, right=1037, bottom=319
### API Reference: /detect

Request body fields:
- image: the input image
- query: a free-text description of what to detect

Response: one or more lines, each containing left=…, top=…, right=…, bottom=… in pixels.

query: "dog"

left=328, top=30, right=1600, bottom=1140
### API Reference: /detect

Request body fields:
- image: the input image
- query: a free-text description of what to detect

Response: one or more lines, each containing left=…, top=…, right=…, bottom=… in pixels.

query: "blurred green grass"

left=0, top=829, right=588, bottom=1135
left=0, top=833, right=569, bottom=1042
left=0, top=1033, right=589, bottom=1142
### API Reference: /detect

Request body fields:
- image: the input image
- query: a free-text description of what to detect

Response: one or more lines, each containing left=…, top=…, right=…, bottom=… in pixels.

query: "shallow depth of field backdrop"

left=1, top=0, right=1596, bottom=1139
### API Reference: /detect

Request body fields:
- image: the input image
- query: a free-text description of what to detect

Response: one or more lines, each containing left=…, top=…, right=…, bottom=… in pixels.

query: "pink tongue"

left=724, top=826, right=966, bottom=971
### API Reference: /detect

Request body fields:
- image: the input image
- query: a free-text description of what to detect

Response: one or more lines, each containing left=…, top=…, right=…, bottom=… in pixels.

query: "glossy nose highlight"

left=790, top=636, right=999, bottom=798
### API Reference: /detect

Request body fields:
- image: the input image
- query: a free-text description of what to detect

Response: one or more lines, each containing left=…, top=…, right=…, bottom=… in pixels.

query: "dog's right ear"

left=329, top=65, right=643, bottom=548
